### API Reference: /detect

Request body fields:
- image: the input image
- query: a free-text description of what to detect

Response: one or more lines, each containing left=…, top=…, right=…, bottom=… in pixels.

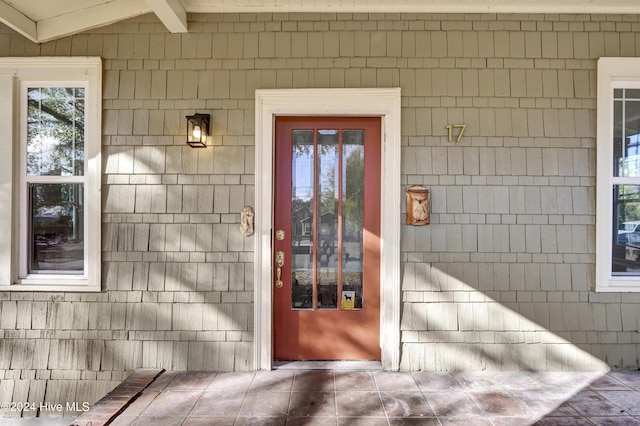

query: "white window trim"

left=0, top=57, right=102, bottom=292
left=596, top=58, right=640, bottom=292
left=254, top=88, right=401, bottom=371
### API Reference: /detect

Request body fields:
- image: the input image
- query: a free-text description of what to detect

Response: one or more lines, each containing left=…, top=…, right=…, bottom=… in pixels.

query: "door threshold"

left=273, top=360, right=383, bottom=371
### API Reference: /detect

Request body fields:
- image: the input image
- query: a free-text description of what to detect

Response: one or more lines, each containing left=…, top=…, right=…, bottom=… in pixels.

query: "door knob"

left=275, top=251, right=284, bottom=288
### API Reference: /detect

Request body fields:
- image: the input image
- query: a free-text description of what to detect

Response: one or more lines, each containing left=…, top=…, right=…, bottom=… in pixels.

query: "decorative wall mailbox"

left=406, top=185, right=430, bottom=226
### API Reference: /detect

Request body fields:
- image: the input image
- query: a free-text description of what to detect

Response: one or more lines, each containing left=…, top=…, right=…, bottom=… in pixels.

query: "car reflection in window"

left=618, top=221, right=640, bottom=245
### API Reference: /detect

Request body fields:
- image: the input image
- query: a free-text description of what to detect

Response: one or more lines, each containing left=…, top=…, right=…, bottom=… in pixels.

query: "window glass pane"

left=27, top=87, right=85, bottom=176
left=625, top=89, right=640, bottom=99
left=614, top=89, right=640, bottom=177
left=612, top=184, right=640, bottom=275
left=614, top=88, right=640, bottom=99
left=317, top=130, right=339, bottom=310
left=30, top=183, right=84, bottom=273
left=291, top=130, right=314, bottom=309
left=342, top=130, right=364, bottom=310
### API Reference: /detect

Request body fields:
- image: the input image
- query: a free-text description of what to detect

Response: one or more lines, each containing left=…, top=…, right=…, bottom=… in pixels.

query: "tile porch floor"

left=72, top=368, right=640, bottom=426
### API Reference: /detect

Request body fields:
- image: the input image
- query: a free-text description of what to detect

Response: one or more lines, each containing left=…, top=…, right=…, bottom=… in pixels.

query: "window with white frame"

left=596, top=58, right=640, bottom=292
left=0, top=58, right=101, bottom=291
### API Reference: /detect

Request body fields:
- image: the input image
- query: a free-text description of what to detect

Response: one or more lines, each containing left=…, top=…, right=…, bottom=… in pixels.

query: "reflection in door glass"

left=290, top=127, right=367, bottom=311
left=342, top=131, right=365, bottom=309
left=291, top=130, right=314, bottom=309
left=317, top=130, right=339, bottom=309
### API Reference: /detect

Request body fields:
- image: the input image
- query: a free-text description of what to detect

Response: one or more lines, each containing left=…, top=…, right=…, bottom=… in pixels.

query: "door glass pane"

left=317, top=130, right=339, bottom=310
left=613, top=89, right=640, bottom=177
left=288, top=126, right=368, bottom=311
left=30, top=183, right=84, bottom=273
left=27, top=87, right=85, bottom=176
left=291, top=130, right=314, bottom=309
left=342, top=130, right=365, bottom=310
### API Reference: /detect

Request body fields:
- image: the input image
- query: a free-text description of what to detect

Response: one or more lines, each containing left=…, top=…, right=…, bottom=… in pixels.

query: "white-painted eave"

left=184, top=0, right=640, bottom=14
left=0, top=0, right=37, bottom=42
left=0, top=0, right=185, bottom=43
left=37, top=0, right=151, bottom=43
left=2, top=0, right=640, bottom=44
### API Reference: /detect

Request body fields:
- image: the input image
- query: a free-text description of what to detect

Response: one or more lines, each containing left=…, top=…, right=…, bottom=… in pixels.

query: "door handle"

left=275, top=251, right=285, bottom=288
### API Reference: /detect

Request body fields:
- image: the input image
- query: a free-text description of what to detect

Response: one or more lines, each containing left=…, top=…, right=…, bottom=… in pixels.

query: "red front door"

left=273, top=117, right=381, bottom=360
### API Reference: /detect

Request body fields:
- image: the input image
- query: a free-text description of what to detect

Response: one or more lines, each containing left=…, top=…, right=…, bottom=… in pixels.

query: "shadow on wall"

left=400, top=262, right=612, bottom=371
left=0, top=142, right=253, bottom=418
left=100, top=142, right=254, bottom=372
left=99, top=255, right=253, bottom=371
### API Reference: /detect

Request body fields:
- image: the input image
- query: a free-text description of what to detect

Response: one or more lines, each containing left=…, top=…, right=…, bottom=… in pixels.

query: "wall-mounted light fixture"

left=186, top=113, right=210, bottom=148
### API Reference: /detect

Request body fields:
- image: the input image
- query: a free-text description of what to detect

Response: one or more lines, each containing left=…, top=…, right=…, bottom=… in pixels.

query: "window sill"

left=597, top=279, right=640, bottom=292
left=0, top=277, right=101, bottom=292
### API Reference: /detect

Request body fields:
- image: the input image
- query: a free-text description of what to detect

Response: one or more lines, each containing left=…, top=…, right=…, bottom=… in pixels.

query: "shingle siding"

left=1, top=11, right=640, bottom=415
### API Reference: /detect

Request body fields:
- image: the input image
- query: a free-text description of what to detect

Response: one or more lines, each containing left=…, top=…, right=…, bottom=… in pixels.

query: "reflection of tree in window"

left=27, top=88, right=84, bottom=177
left=289, top=128, right=367, bottom=309
left=613, top=89, right=640, bottom=243
left=342, top=131, right=364, bottom=309
left=26, top=87, right=85, bottom=273
left=344, top=145, right=364, bottom=242
left=616, top=185, right=640, bottom=227
left=614, top=89, right=640, bottom=178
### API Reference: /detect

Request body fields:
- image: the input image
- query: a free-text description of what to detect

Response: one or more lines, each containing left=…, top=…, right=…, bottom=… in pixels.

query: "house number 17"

left=446, top=124, right=466, bottom=143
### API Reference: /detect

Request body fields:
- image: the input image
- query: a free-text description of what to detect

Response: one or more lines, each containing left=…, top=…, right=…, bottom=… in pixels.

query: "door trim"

left=254, top=88, right=401, bottom=371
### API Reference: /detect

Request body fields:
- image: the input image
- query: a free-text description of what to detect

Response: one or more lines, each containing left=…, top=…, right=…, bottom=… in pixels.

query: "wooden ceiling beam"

left=147, top=0, right=188, bottom=33
left=0, top=0, right=37, bottom=43
left=36, top=0, right=150, bottom=43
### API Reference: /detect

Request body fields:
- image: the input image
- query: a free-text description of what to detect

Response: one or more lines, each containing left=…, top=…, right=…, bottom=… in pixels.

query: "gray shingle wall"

left=1, top=11, right=640, bottom=414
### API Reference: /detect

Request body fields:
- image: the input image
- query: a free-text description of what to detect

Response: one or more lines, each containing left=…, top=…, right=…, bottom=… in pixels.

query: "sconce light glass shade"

left=186, top=113, right=210, bottom=148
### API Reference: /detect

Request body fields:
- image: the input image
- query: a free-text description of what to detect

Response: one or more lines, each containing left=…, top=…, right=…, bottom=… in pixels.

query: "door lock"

left=275, top=251, right=285, bottom=288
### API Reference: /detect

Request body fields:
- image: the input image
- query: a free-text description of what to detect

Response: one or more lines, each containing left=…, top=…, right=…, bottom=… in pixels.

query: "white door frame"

left=254, top=88, right=401, bottom=370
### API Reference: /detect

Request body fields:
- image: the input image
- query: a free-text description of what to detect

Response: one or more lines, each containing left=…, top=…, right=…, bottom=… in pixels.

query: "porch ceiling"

left=1, top=0, right=639, bottom=44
